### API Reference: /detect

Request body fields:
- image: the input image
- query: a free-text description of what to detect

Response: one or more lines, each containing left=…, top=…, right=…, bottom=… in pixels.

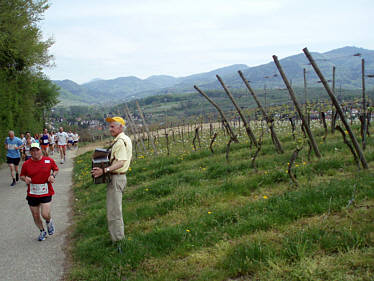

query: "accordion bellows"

left=92, top=148, right=110, bottom=184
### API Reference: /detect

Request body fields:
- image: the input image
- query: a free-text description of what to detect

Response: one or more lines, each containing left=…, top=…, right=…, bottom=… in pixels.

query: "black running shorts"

left=26, top=196, right=52, bottom=206
left=6, top=157, right=20, bottom=166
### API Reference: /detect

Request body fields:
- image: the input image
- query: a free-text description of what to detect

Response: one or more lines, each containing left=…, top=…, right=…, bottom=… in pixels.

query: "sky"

left=40, top=0, right=374, bottom=84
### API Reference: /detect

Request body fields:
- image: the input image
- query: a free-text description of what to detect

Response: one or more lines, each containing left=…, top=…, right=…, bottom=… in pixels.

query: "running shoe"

left=38, top=230, right=47, bottom=241
left=10, top=180, right=16, bottom=187
left=47, top=220, right=55, bottom=235
left=60, top=159, right=64, bottom=164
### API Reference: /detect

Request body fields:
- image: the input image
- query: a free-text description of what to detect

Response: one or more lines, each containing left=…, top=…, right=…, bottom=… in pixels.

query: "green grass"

left=69, top=121, right=374, bottom=280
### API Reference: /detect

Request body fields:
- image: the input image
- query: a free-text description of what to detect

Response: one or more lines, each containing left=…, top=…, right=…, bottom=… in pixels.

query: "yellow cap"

left=105, top=116, right=125, bottom=125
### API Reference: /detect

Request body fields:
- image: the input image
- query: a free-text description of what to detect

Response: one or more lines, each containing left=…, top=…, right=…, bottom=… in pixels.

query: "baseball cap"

left=105, top=116, right=125, bottom=125
left=30, top=142, right=41, bottom=150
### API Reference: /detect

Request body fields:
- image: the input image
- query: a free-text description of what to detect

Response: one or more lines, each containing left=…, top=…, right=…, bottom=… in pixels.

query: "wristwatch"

left=104, top=167, right=110, bottom=173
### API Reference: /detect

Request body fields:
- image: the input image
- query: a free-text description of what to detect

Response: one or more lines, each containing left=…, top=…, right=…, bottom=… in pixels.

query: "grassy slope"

left=70, top=121, right=374, bottom=281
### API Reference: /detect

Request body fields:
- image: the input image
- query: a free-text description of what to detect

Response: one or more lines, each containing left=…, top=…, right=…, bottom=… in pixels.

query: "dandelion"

left=295, top=164, right=299, bottom=167
left=263, top=195, right=268, bottom=199
left=303, top=162, right=307, bottom=165
left=208, top=211, right=212, bottom=215
left=186, top=229, right=190, bottom=233
left=128, top=167, right=132, bottom=172
left=145, top=188, right=149, bottom=191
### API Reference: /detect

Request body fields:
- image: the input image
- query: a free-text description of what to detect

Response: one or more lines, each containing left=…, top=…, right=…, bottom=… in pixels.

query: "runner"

left=73, top=131, right=79, bottom=150
left=20, top=142, right=59, bottom=241
left=4, top=130, right=24, bottom=186
left=34, top=133, right=40, bottom=144
left=40, top=128, right=50, bottom=156
left=25, top=132, right=35, bottom=143
left=49, top=131, right=55, bottom=155
left=67, top=131, right=74, bottom=150
left=54, top=132, right=58, bottom=153
left=56, top=127, right=68, bottom=164
left=24, top=136, right=33, bottom=161
left=20, top=133, right=26, bottom=161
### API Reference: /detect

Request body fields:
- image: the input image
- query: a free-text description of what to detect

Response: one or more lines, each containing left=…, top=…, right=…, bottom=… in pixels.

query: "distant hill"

left=54, top=46, right=374, bottom=106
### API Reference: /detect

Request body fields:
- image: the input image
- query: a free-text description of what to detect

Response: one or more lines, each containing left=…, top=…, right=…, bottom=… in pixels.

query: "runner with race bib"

left=40, top=128, right=50, bottom=156
left=56, top=127, right=68, bottom=164
left=20, top=142, right=59, bottom=241
left=4, top=130, right=24, bottom=187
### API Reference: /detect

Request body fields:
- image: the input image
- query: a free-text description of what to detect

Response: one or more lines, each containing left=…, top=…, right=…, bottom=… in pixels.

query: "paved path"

left=0, top=149, right=76, bottom=281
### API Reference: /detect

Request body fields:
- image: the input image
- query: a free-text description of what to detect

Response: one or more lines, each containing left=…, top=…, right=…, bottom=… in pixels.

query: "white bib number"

left=8, top=144, right=16, bottom=150
left=30, top=183, right=48, bottom=196
left=43, top=139, right=49, bottom=144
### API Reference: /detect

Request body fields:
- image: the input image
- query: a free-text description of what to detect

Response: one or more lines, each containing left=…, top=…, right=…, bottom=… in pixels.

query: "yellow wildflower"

left=263, top=195, right=268, bottom=199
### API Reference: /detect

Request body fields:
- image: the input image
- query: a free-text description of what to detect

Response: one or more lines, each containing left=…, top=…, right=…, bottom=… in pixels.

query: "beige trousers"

left=106, top=174, right=127, bottom=242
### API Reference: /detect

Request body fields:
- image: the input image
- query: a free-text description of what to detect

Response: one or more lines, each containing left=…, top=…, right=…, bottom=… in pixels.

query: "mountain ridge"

left=54, top=46, right=374, bottom=106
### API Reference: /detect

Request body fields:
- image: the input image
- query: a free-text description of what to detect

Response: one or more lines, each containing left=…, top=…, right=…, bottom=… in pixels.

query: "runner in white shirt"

left=73, top=132, right=79, bottom=150
left=56, top=127, right=68, bottom=164
left=67, top=131, right=74, bottom=150
left=49, top=132, right=55, bottom=155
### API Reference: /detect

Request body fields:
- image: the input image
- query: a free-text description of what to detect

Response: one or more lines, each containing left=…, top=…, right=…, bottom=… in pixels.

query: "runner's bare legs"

left=29, top=202, right=51, bottom=230
left=8, top=163, right=15, bottom=179
left=59, top=145, right=66, bottom=162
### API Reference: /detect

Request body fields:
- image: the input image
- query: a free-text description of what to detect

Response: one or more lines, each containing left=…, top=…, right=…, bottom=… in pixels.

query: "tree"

left=0, top=0, right=58, bottom=160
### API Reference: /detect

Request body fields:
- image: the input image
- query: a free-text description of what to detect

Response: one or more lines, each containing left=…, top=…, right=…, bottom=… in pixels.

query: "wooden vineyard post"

left=331, top=66, right=336, bottom=133
left=164, top=132, right=170, bottom=156
left=362, top=58, right=367, bottom=150
left=194, top=85, right=238, bottom=143
left=238, top=70, right=284, bottom=154
left=135, top=101, right=158, bottom=155
left=124, top=105, right=147, bottom=154
left=303, top=47, right=368, bottom=169
left=216, top=74, right=258, bottom=147
left=273, top=55, right=321, bottom=158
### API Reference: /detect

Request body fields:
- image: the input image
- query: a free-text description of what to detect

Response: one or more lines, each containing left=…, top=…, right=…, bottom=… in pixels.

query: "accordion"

left=92, top=148, right=111, bottom=184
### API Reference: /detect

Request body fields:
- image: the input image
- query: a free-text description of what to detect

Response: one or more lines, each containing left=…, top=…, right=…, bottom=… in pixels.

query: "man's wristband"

left=52, top=174, right=56, bottom=178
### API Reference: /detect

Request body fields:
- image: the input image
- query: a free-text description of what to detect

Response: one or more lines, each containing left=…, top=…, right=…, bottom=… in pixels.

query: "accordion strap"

left=108, top=138, right=127, bottom=164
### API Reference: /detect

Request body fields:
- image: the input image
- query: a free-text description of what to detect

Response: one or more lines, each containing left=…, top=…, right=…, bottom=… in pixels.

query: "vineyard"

left=70, top=117, right=373, bottom=280
left=68, top=50, right=374, bottom=280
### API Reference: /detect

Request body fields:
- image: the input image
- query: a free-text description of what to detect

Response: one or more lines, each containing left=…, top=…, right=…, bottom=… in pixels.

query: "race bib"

left=30, top=183, right=48, bottom=196
left=43, top=139, right=49, bottom=144
left=7, top=144, right=16, bottom=150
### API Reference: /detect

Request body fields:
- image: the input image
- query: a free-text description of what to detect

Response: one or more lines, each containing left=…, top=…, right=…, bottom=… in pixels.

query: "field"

left=69, top=120, right=374, bottom=280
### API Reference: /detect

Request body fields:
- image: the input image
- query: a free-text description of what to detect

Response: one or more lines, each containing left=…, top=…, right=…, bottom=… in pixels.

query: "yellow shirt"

left=110, top=132, right=132, bottom=173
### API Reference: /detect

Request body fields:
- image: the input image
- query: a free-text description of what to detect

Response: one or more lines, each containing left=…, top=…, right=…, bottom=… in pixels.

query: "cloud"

left=42, top=0, right=374, bottom=83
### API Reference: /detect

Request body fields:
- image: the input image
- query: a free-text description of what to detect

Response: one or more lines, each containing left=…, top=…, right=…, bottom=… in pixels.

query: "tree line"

left=0, top=0, right=59, bottom=160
